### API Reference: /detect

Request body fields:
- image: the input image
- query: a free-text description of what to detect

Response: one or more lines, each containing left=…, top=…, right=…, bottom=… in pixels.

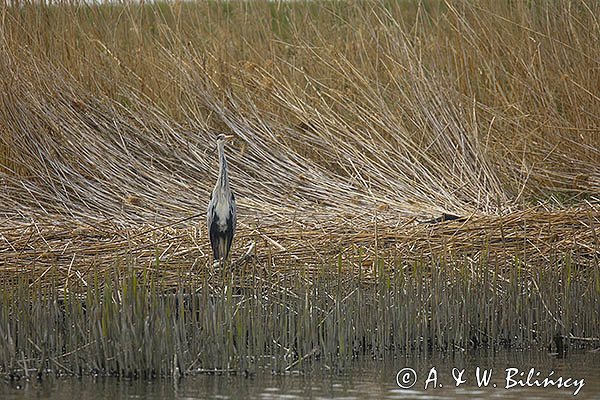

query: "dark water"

left=2, top=350, right=599, bottom=399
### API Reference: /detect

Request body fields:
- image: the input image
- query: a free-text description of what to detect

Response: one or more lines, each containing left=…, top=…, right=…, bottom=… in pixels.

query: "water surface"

left=3, top=350, right=599, bottom=399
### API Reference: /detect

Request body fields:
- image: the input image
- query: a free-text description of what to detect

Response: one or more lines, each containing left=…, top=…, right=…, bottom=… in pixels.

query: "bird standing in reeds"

left=207, top=134, right=237, bottom=263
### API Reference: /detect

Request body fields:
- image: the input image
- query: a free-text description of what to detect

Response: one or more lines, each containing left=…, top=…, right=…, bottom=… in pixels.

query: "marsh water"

left=2, top=350, right=599, bottom=400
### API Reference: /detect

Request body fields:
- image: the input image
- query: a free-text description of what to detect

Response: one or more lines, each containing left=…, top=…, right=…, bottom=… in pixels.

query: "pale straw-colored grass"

left=0, top=1, right=598, bottom=278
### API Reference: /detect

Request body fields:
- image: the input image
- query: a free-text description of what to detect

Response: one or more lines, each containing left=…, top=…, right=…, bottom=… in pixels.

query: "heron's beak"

left=223, top=135, right=235, bottom=141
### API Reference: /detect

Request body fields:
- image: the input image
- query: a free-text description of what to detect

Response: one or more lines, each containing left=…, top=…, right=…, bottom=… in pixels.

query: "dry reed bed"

left=1, top=215, right=598, bottom=378
left=1, top=1, right=599, bottom=227
left=1, top=206, right=598, bottom=292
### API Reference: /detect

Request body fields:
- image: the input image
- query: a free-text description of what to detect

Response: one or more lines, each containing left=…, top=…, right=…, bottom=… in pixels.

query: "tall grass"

left=1, top=254, right=598, bottom=378
left=0, top=1, right=598, bottom=225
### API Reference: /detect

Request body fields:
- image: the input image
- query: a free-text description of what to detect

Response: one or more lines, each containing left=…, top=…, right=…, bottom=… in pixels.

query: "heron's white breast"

left=214, top=195, right=231, bottom=231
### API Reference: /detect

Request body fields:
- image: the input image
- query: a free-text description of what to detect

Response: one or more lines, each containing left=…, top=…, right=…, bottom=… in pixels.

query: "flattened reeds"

left=0, top=1, right=598, bottom=226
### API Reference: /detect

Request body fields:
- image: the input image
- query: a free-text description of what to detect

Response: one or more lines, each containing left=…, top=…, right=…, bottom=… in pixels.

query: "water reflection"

left=2, top=350, right=599, bottom=399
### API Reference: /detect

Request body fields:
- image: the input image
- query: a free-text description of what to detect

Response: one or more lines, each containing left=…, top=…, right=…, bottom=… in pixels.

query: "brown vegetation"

left=0, top=0, right=598, bottom=277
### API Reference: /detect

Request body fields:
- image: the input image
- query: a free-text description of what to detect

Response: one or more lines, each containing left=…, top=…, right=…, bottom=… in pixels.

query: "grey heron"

left=207, top=134, right=237, bottom=262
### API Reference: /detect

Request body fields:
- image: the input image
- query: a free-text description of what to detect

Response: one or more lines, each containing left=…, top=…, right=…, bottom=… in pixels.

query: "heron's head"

left=214, top=134, right=234, bottom=158
left=216, top=133, right=234, bottom=145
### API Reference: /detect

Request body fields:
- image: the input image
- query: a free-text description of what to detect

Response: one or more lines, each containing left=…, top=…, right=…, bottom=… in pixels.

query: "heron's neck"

left=216, top=144, right=230, bottom=191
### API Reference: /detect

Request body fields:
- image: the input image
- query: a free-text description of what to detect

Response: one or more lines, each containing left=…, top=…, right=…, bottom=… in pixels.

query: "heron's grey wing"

left=207, top=196, right=219, bottom=259
left=223, top=192, right=236, bottom=258
left=206, top=195, right=214, bottom=230
left=230, top=192, right=237, bottom=232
